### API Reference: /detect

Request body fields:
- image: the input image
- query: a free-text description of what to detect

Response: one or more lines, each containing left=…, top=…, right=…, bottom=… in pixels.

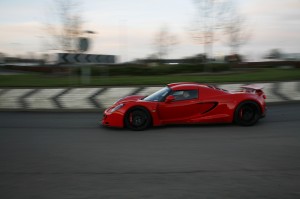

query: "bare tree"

left=153, top=25, right=178, bottom=60
left=190, top=0, right=228, bottom=59
left=223, top=2, right=251, bottom=54
left=44, top=0, right=83, bottom=52
left=264, top=49, right=282, bottom=59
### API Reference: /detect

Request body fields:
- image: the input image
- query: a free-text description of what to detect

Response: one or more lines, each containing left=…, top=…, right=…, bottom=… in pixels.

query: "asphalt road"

left=0, top=104, right=300, bottom=199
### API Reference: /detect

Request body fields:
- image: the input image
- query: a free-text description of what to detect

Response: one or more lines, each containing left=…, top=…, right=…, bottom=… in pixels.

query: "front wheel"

left=124, top=108, right=151, bottom=131
left=234, top=101, right=260, bottom=126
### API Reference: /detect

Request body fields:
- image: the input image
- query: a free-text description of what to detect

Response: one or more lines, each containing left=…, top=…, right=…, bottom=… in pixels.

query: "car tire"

left=124, top=108, right=152, bottom=131
left=234, top=101, right=260, bottom=126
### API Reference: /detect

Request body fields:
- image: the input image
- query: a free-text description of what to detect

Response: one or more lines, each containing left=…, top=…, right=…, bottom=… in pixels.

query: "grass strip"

left=0, top=68, right=299, bottom=87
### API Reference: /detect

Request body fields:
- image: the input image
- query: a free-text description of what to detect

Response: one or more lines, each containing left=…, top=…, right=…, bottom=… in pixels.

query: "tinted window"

left=143, top=87, right=171, bottom=102
left=171, top=90, right=198, bottom=101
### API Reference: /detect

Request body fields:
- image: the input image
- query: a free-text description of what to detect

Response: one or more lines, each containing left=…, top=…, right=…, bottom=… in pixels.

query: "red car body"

left=102, top=82, right=266, bottom=130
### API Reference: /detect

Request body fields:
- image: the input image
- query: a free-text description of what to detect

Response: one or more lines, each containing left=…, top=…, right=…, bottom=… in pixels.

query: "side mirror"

left=165, top=95, right=175, bottom=103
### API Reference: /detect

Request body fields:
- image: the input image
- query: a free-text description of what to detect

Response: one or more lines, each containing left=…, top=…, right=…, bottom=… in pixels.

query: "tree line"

left=44, top=0, right=250, bottom=60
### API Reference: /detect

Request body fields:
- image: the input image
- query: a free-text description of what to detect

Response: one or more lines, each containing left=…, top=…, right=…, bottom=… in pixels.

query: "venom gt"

left=102, top=82, right=266, bottom=130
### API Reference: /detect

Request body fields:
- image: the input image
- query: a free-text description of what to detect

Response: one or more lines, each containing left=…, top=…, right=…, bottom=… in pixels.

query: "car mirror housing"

left=165, top=95, right=175, bottom=103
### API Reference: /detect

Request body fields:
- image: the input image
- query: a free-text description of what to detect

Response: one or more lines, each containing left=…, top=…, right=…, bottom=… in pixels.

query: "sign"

left=78, top=37, right=89, bottom=52
left=58, top=53, right=116, bottom=64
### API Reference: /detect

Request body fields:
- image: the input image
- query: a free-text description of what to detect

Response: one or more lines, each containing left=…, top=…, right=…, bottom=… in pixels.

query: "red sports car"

left=102, top=82, right=266, bottom=130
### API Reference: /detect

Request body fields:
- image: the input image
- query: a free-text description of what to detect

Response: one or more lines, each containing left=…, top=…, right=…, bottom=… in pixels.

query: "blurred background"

left=0, top=0, right=299, bottom=87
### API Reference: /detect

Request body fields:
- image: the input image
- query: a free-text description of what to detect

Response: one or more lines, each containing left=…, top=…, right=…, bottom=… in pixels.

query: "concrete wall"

left=0, top=81, right=299, bottom=110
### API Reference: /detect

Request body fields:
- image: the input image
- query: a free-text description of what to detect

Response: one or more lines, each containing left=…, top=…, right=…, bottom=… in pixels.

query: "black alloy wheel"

left=234, top=101, right=260, bottom=126
left=125, top=109, right=151, bottom=130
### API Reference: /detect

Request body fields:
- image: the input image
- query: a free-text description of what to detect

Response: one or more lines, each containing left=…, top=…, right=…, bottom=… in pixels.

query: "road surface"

left=0, top=103, right=300, bottom=198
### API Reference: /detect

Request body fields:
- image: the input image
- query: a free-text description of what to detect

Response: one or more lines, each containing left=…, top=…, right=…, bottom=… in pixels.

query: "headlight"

left=114, top=97, right=124, bottom=105
left=109, top=104, right=124, bottom=113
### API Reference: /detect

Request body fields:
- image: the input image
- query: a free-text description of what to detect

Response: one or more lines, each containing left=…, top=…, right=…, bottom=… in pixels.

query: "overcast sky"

left=0, top=0, right=299, bottom=62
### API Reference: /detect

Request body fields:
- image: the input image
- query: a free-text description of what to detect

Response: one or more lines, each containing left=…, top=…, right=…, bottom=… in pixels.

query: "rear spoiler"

left=240, top=84, right=264, bottom=90
left=241, top=84, right=266, bottom=98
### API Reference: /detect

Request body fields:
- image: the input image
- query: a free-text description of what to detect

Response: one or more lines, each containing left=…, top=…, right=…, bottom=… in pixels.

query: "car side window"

left=171, top=90, right=198, bottom=101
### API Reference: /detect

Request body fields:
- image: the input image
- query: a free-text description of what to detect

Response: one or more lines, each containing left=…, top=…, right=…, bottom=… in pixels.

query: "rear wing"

left=241, top=84, right=264, bottom=91
left=241, top=84, right=266, bottom=98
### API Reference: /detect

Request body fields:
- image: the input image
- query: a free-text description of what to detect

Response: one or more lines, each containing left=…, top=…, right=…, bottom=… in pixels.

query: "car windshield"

left=143, top=87, right=171, bottom=102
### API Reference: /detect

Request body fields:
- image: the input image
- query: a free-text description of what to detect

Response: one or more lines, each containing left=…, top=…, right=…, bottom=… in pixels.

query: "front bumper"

left=101, top=110, right=124, bottom=128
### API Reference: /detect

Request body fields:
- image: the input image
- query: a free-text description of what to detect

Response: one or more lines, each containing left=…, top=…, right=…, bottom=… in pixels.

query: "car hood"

left=116, top=95, right=145, bottom=104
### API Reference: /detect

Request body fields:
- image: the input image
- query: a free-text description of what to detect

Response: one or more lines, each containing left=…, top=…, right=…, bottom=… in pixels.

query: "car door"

left=157, top=89, right=200, bottom=123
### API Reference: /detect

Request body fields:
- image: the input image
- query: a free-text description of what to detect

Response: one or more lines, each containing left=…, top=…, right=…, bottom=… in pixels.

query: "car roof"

left=167, top=82, right=209, bottom=90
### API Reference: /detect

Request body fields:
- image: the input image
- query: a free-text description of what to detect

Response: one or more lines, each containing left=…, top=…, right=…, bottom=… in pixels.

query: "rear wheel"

left=124, top=108, right=151, bottom=130
left=234, top=101, right=260, bottom=126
